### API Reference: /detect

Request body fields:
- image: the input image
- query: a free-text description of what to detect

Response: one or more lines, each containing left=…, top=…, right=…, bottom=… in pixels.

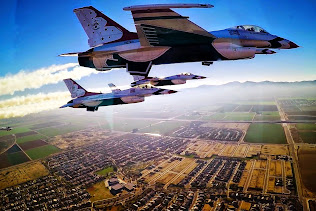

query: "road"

left=276, top=99, right=307, bottom=210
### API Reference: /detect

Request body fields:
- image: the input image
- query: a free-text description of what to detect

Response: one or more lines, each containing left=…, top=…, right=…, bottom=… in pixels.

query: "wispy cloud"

left=0, top=63, right=99, bottom=96
left=0, top=92, right=71, bottom=119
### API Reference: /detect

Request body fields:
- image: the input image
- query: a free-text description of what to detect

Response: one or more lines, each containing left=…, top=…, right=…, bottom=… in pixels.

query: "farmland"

left=245, top=124, right=287, bottom=144
left=25, top=145, right=60, bottom=160
left=298, top=146, right=316, bottom=197
left=0, top=161, right=49, bottom=190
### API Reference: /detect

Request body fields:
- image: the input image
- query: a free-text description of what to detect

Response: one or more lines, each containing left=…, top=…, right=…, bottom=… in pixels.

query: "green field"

left=236, top=101, right=276, bottom=105
left=16, top=134, right=46, bottom=144
left=96, top=166, right=115, bottom=176
left=7, top=152, right=30, bottom=165
left=139, top=121, right=188, bottom=135
left=0, top=127, right=30, bottom=137
left=224, top=112, right=256, bottom=121
left=245, top=124, right=287, bottom=144
left=296, top=123, right=316, bottom=131
left=253, top=111, right=281, bottom=121
left=36, top=124, right=86, bottom=137
left=26, top=145, right=60, bottom=160
left=205, top=113, right=226, bottom=120
left=299, top=132, right=316, bottom=144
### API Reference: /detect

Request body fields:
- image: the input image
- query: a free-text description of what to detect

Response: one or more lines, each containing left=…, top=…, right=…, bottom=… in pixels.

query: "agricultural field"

left=261, top=145, right=289, bottom=156
left=298, top=146, right=316, bottom=197
left=139, top=120, right=188, bottom=135
left=246, top=145, right=262, bottom=157
left=36, top=124, right=87, bottom=137
left=233, top=144, right=248, bottom=157
left=223, top=112, right=255, bottom=121
left=0, top=127, right=31, bottom=137
left=0, top=138, right=15, bottom=154
left=220, top=144, right=237, bottom=156
left=298, top=132, right=316, bottom=144
left=19, top=140, right=48, bottom=151
left=244, top=124, right=287, bottom=144
left=253, top=112, right=281, bottom=121
left=7, top=152, right=30, bottom=165
left=294, top=123, right=316, bottom=144
left=296, top=123, right=316, bottom=131
left=25, top=145, right=60, bottom=160
left=0, top=161, right=49, bottom=190
left=16, top=134, right=47, bottom=144
left=248, top=169, right=266, bottom=191
left=204, top=113, right=226, bottom=120
left=87, top=181, right=114, bottom=202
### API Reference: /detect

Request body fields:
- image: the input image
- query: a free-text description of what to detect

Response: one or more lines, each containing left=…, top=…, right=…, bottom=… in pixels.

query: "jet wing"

left=123, top=4, right=215, bottom=47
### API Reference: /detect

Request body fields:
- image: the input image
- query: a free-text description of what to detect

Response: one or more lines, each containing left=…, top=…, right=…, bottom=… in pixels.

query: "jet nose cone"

left=289, top=41, right=299, bottom=48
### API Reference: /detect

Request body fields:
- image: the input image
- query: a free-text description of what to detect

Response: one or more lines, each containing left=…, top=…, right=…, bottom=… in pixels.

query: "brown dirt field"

left=267, top=177, right=275, bottom=193
left=240, top=201, right=252, bottom=210
left=246, top=145, right=261, bottom=157
left=15, top=131, right=37, bottom=138
left=255, top=160, right=267, bottom=169
left=261, top=145, right=289, bottom=155
left=245, top=161, right=253, bottom=171
left=233, top=145, right=248, bottom=157
left=183, top=162, right=198, bottom=175
left=157, top=173, right=177, bottom=184
left=248, top=169, right=265, bottom=191
left=298, top=146, right=316, bottom=197
left=276, top=161, right=282, bottom=177
left=0, top=161, right=49, bottom=190
left=19, top=140, right=48, bottom=150
left=274, top=185, right=283, bottom=194
left=285, top=161, right=293, bottom=178
left=0, top=135, right=14, bottom=141
left=172, top=174, right=186, bottom=185
left=220, top=144, right=237, bottom=156
left=212, top=143, right=225, bottom=154
left=238, top=171, right=249, bottom=188
left=171, top=158, right=195, bottom=173
left=269, top=160, right=277, bottom=176
left=0, top=153, right=11, bottom=169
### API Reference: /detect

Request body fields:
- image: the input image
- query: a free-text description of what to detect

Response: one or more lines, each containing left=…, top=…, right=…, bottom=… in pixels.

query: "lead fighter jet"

left=61, top=4, right=298, bottom=80
left=61, top=79, right=177, bottom=111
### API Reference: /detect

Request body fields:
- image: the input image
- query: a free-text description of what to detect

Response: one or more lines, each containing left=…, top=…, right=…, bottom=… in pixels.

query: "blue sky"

left=0, top=0, right=315, bottom=82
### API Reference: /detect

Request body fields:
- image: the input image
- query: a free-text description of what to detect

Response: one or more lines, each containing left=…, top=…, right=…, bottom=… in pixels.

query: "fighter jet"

left=131, top=72, right=206, bottom=87
left=0, top=127, right=12, bottom=131
left=61, top=79, right=177, bottom=111
left=61, top=4, right=298, bottom=80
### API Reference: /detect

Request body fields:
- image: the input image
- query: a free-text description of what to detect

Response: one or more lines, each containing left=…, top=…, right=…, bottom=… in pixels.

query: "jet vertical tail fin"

left=74, top=6, right=138, bottom=47
left=63, top=79, right=88, bottom=98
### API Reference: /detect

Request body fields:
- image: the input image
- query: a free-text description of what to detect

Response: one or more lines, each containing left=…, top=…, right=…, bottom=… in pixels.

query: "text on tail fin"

left=74, top=6, right=138, bottom=48
left=63, top=79, right=87, bottom=98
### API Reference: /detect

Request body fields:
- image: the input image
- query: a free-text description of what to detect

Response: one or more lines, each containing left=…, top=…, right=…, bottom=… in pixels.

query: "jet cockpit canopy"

left=180, top=72, right=193, bottom=76
left=233, top=25, right=269, bottom=34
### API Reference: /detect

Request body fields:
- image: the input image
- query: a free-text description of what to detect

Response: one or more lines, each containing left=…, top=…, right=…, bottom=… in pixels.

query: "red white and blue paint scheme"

left=61, top=4, right=298, bottom=80
left=61, top=79, right=177, bottom=111
left=131, top=72, right=206, bottom=87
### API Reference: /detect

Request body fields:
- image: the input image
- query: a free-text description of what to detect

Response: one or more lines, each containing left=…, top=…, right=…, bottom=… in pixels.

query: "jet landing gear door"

left=126, top=61, right=152, bottom=81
